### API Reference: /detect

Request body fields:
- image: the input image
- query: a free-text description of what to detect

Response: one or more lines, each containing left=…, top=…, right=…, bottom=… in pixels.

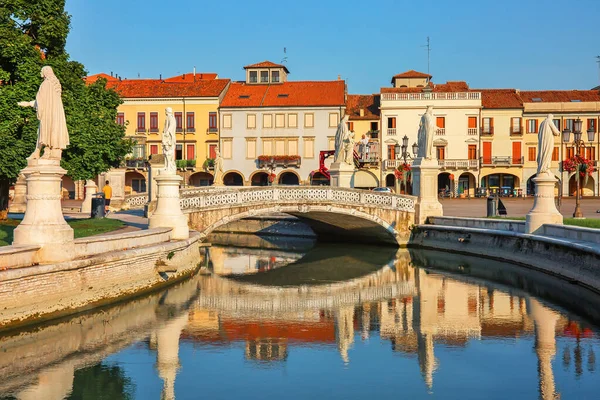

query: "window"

left=275, top=114, right=285, bottom=128
left=527, top=119, right=538, bottom=133
left=482, top=142, right=492, bottom=164
left=348, top=121, right=354, bottom=131
left=512, top=142, right=521, bottom=163
left=223, top=114, right=232, bottom=129
left=131, top=179, right=146, bottom=193
left=260, top=71, right=269, bottom=83
left=188, top=112, right=196, bottom=131
left=208, top=112, right=217, bottom=132
left=137, top=112, right=145, bottom=132
left=288, top=114, right=298, bottom=128
left=247, top=114, right=256, bottom=129
left=272, top=70, right=280, bottom=83
left=150, top=112, right=159, bottom=132
left=588, top=118, right=597, bottom=132
left=436, top=146, right=445, bottom=160
left=246, top=139, right=256, bottom=159
left=511, top=117, right=522, bottom=133
left=116, top=112, right=125, bottom=126
left=304, top=113, right=314, bottom=128
left=565, top=119, right=574, bottom=132
left=329, top=113, right=339, bottom=128
left=275, top=139, right=285, bottom=155
left=387, top=117, right=396, bottom=128
left=387, top=144, right=396, bottom=160
left=263, top=114, right=272, bottom=128
left=482, top=117, right=493, bottom=134
left=370, top=121, right=378, bottom=131
left=176, top=144, right=183, bottom=160
left=566, top=147, right=575, bottom=159
left=263, top=139, right=273, bottom=156
left=209, top=144, right=217, bottom=159
left=468, top=145, right=477, bottom=160
left=528, top=147, right=536, bottom=161
left=586, top=147, right=596, bottom=161
left=150, top=144, right=159, bottom=155
left=222, top=140, right=232, bottom=159
left=468, top=116, right=477, bottom=128
left=436, top=117, right=445, bottom=128
left=288, top=139, right=298, bottom=155
left=249, top=71, right=257, bottom=83
left=175, top=112, right=183, bottom=132
left=553, top=119, right=561, bottom=131
left=187, top=144, right=195, bottom=160
left=304, top=138, right=315, bottom=158
left=552, top=147, right=559, bottom=161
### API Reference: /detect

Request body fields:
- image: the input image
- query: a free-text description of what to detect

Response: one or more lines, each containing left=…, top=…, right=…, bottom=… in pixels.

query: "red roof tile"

left=381, top=81, right=470, bottom=93
left=164, top=72, right=218, bottom=82
left=220, top=81, right=345, bottom=108
left=519, top=90, right=600, bottom=103
left=476, top=89, right=523, bottom=109
left=105, top=78, right=230, bottom=98
left=392, top=70, right=432, bottom=79
left=84, top=73, right=119, bottom=84
left=244, top=60, right=290, bottom=73
left=346, top=94, right=380, bottom=120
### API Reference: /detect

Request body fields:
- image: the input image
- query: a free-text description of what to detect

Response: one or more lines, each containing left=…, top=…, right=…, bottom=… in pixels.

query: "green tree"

left=0, top=0, right=132, bottom=217
left=67, top=363, right=135, bottom=400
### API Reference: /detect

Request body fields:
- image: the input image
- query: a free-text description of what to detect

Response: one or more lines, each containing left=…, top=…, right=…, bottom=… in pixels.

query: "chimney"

left=182, top=73, right=185, bottom=80
left=337, top=74, right=341, bottom=80
left=160, top=74, right=162, bottom=80
left=110, top=71, right=113, bottom=77
left=359, top=108, right=364, bottom=117
left=193, top=66, right=196, bottom=77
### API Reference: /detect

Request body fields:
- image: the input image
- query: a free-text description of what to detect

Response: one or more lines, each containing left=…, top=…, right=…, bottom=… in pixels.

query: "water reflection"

left=1, top=243, right=599, bottom=399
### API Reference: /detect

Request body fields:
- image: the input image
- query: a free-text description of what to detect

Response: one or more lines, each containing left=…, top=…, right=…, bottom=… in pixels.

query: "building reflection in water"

left=0, top=247, right=599, bottom=399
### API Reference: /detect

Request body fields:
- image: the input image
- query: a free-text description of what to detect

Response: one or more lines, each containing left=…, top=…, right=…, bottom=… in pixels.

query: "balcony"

left=354, top=142, right=380, bottom=167
left=467, top=128, right=478, bottom=136
left=135, top=128, right=147, bottom=134
left=384, top=159, right=405, bottom=169
left=436, top=128, right=446, bottom=135
left=480, top=156, right=523, bottom=166
left=510, top=126, right=523, bottom=136
left=125, top=159, right=148, bottom=170
left=480, top=127, right=494, bottom=136
left=258, top=155, right=301, bottom=168
left=381, top=92, right=481, bottom=101
left=387, top=128, right=397, bottom=136
left=208, top=127, right=218, bottom=133
left=438, top=159, right=479, bottom=169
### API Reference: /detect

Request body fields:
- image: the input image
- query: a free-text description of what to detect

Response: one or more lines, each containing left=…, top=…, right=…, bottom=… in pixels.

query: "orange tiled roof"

left=105, top=78, right=230, bottom=98
left=392, top=70, right=432, bottom=79
left=477, top=89, right=523, bottom=109
left=220, top=80, right=345, bottom=108
left=244, top=60, right=290, bottom=73
left=84, top=73, right=119, bottom=84
left=519, top=90, right=600, bottom=103
left=381, top=81, right=469, bottom=93
left=164, top=72, right=218, bottom=82
left=346, top=94, right=380, bottom=120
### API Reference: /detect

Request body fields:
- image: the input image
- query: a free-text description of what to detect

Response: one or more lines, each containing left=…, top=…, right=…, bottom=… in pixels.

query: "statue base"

left=525, top=172, right=563, bottom=234
left=13, top=159, right=74, bottom=263
left=329, top=162, right=355, bottom=188
left=149, top=174, right=189, bottom=240
left=412, top=157, right=443, bottom=224
left=80, top=180, right=98, bottom=214
left=8, top=174, right=27, bottom=213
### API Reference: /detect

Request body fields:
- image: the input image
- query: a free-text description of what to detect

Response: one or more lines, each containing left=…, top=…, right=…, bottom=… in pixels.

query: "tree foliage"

left=0, top=0, right=132, bottom=189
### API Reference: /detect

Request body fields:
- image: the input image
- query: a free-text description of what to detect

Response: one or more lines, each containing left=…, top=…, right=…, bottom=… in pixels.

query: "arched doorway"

left=385, top=174, right=395, bottom=188
left=189, top=172, right=214, bottom=187
left=251, top=171, right=269, bottom=186
left=458, top=172, right=476, bottom=197
left=481, top=173, right=520, bottom=197
left=352, top=170, right=379, bottom=190
left=568, top=174, right=595, bottom=196
left=125, top=171, right=147, bottom=194
left=310, top=172, right=330, bottom=186
left=223, top=172, right=244, bottom=186
left=278, top=171, right=300, bottom=185
left=438, top=172, right=451, bottom=196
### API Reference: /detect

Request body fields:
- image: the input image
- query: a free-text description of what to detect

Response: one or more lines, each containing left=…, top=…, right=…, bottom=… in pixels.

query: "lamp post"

left=562, top=118, right=596, bottom=218
left=394, top=135, right=418, bottom=194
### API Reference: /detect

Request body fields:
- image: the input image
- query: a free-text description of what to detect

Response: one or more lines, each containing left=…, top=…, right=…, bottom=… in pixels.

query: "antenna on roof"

left=421, top=36, right=431, bottom=77
left=281, top=47, right=288, bottom=64
left=137, top=72, right=140, bottom=78
left=596, top=56, right=600, bottom=86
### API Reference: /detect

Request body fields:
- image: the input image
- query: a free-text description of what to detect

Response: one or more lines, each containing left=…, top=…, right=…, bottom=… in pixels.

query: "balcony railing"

left=381, top=92, right=481, bottom=101
left=467, top=128, right=478, bottom=136
left=480, top=127, right=494, bottom=136
left=354, top=142, right=380, bottom=164
left=258, top=155, right=301, bottom=168
left=480, top=156, right=524, bottom=166
left=125, top=159, right=148, bottom=169
left=387, top=128, right=397, bottom=136
left=384, top=159, right=405, bottom=169
left=436, top=128, right=445, bottom=135
left=510, top=126, right=523, bottom=135
left=438, top=159, right=479, bottom=169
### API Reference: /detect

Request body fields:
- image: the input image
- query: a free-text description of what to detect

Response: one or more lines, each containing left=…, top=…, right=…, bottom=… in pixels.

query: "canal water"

left=1, top=235, right=600, bottom=399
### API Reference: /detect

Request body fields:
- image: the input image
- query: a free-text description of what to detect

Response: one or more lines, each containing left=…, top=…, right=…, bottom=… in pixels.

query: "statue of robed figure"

left=213, top=149, right=224, bottom=185
left=537, top=114, right=561, bottom=176
left=334, top=115, right=352, bottom=165
left=417, top=106, right=435, bottom=159
left=162, top=107, right=176, bottom=174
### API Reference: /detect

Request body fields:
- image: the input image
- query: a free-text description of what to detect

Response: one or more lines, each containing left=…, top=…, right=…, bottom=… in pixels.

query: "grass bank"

left=486, top=216, right=600, bottom=229
left=0, top=218, right=125, bottom=246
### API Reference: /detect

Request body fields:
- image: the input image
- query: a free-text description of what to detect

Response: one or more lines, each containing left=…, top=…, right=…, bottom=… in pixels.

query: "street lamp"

left=562, top=118, right=595, bottom=218
left=399, top=135, right=418, bottom=163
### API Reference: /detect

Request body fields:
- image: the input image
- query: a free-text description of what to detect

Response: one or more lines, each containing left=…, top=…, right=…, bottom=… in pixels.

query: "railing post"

left=273, top=187, right=279, bottom=201
left=327, top=187, right=334, bottom=200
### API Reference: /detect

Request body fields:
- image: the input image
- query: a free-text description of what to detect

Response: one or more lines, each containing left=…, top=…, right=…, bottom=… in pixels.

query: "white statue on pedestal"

left=537, top=114, right=561, bottom=176
left=213, top=149, right=224, bottom=185
left=162, top=107, right=176, bottom=175
left=417, top=106, right=435, bottom=159
left=18, top=66, right=69, bottom=160
left=334, top=115, right=353, bottom=165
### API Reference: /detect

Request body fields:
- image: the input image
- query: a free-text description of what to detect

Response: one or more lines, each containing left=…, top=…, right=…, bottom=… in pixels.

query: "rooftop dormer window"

left=249, top=71, right=257, bottom=83
left=272, top=71, right=280, bottom=83
left=260, top=71, right=269, bottom=83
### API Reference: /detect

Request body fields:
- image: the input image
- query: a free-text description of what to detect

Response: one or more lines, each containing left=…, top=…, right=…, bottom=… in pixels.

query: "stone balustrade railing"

left=180, top=186, right=416, bottom=213
left=124, top=193, right=148, bottom=209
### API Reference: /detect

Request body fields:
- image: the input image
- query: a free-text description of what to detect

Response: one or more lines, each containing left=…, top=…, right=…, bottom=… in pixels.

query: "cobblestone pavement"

left=440, top=197, right=600, bottom=219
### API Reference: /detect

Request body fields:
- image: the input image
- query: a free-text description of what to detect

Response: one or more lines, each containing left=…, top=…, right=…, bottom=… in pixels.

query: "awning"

left=352, top=170, right=379, bottom=188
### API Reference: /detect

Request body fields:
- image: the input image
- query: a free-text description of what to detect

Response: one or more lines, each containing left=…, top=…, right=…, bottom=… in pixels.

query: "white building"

left=219, top=61, right=346, bottom=185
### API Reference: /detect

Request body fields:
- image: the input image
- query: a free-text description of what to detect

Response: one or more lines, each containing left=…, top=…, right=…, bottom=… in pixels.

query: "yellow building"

left=86, top=72, right=230, bottom=201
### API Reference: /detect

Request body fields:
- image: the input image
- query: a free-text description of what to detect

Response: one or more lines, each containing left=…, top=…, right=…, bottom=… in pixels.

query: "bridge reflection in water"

left=0, top=244, right=599, bottom=399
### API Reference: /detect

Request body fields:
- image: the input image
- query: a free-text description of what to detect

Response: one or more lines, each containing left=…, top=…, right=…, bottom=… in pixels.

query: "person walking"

left=103, top=180, right=112, bottom=215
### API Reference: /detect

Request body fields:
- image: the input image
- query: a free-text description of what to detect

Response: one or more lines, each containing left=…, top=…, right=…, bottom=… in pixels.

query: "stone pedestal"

left=80, top=180, right=98, bottom=214
left=525, top=172, right=563, bottom=234
left=13, top=159, right=74, bottom=263
left=149, top=174, right=189, bottom=240
left=329, top=162, right=355, bottom=188
left=8, top=174, right=27, bottom=213
left=412, top=157, right=443, bottom=224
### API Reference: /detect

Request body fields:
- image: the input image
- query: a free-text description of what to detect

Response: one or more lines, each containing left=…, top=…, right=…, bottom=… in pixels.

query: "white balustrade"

left=387, top=128, right=397, bottom=136
left=381, top=92, right=481, bottom=101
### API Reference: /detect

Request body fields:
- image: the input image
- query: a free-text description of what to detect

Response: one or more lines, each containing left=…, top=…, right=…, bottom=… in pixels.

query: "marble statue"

left=537, top=114, right=561, bottom=175
left=334, top=115, right=351, bottom=164
left=417, top=106, right=435, bottom=159
left=162, top=107, right=176, bottom=174
left=344, top=130, right=355, bottom=164
left=18, top=66, right=69, bottom=160
left=213, top=149, right=224, bottom=185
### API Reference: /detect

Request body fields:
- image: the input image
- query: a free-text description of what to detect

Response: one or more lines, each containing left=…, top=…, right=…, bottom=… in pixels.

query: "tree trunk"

left=0, top=178, right=9, bottom=220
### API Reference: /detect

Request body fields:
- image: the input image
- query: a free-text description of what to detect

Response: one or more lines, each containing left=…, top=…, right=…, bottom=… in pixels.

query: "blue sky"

left=65, top=0, right=600, bottom=94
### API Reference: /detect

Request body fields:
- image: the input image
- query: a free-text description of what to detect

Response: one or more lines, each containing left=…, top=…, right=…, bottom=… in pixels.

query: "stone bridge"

left=177, top=187, right=416, bottom=246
